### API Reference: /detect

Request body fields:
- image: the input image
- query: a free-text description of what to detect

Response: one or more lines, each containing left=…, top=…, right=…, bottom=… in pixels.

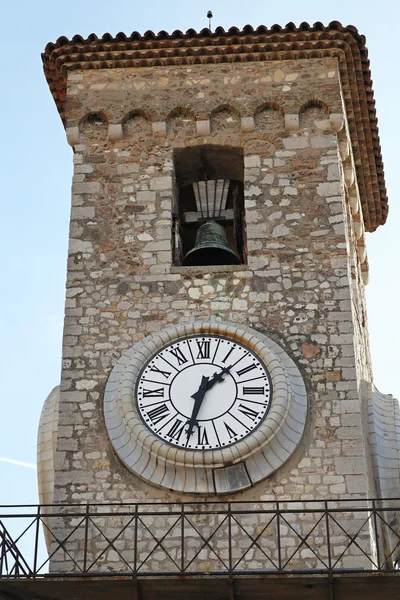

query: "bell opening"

left=173, top=145, right=247, bottom=267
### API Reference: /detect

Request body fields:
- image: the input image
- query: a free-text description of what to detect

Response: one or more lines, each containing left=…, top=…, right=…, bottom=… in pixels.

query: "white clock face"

left=136, top=335, right=272, bottom=450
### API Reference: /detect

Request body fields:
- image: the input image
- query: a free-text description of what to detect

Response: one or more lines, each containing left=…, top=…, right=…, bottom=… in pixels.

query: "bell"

left=183, top=221, right=241, bottom=266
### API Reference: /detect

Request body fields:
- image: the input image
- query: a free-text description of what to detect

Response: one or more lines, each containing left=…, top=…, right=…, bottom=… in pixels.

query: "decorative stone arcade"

left=31, top=21, right=400, bottom=596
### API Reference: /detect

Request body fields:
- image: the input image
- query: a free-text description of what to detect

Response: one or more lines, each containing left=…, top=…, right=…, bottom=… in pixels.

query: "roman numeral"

left=196, top=341, right=210, bottom=359
left=169, top=347, right=188, bottom=366
left=149, top=365, right=171, bottom=379
left=197, top=426, right=209, bottom=446
left=167, top=418, right=185, bottom=441
left=142, top=387, right=164, bottom=397
left=224, top=422, right=237, bottom=438
left=236, top=363, right=257, bottom=377
left=144, top=403, right=170, bottom=425
left=222, top=346, right=235, bottom=363
left=243, top=386, right=265, bottom=395
left=238, top=403, right=260, bottom=420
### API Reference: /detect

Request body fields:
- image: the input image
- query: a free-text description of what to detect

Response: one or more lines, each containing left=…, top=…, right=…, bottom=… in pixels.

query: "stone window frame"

left=172, top=145, right=247, bottom=267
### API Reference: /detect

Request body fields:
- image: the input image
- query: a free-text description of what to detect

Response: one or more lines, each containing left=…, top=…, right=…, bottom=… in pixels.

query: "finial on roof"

left=207, top=10, right=213, bottom=32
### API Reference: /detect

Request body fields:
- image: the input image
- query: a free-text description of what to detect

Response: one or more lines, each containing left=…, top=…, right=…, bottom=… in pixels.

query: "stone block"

left=357, top=241, right=367, bottom=263
left=328, top=163, right=340, bottom=181
left=316, top=182, right=341, bottom=197
left=330, top=113, right=344, bottom=131
left=345, top=475, right=367, bottom=494
left=72, top=181, right=101, bottom=194
left=282, top=137, right=308, bottom=150
left=150, top=176, right=172, bottom=191
left=70, top=207, right=95, bottom=220
left=284, top=114, right=299, bottom=131
left=108, top=124, right=123, bottom=141
left=152, top=121, right=166, bottom=136
left=311, top=135, right=336, bottom=149
left=339, top=140, right=350, bottom=160
left=272, top=224, right=290, bottom=237
left=362, top=269, right=369, bottom=285
left=349, top=192, right=359, bottom=214
left=344, top=167, right=355, bottom=187
left=353, top=221, right=364, bottom=240
left=117, top=163, right=139, bottom=175
left=244, top=155, right=261, bottom=168
left=68, top=239, right=93, bottom=254
left=334, top=456, right=365, bottom=474
left=214, top=462, right=252, bottom=494
left=336, top=427, right=363, bottom=440
left=74, top=164, right=93, bottom=174
left=137, top=191, right=156, bottom=202
left=241, top=116, right=255, bottom=132
left=66, top=127, right=79, bottom=146
left=196, top=119, right=210, bottom=135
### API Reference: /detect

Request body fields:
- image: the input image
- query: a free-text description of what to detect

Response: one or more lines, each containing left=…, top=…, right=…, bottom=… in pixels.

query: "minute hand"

left=205, top=364, right=233, bottom=391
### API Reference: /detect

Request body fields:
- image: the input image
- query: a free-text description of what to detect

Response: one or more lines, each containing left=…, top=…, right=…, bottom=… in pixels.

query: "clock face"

left=136, top=335, right=272, bottom=450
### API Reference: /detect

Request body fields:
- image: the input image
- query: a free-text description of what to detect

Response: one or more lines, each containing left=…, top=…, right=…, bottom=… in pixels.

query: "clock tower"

left=36, top=22, right=400, bottom=576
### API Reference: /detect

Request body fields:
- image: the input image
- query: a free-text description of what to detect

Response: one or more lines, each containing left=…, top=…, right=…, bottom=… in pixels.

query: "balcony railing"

left=1, top=499, right=399, bottom=578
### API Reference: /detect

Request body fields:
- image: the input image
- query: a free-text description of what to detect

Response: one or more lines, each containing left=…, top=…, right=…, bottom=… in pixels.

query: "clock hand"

left=205, top=364, right=233, bottom=391
left=185, top=375, right=209, bottom=442
left=185, top=366, right=233, bottom=444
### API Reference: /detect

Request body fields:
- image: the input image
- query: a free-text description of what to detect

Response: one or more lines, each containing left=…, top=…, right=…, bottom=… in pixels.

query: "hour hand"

left=191, top=375, right=209, bottom=401
left=186, top=375, right=209, bottom=442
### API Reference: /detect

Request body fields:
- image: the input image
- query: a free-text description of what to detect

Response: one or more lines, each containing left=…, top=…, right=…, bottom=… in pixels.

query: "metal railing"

left=1, top=499, right=399, bottom=578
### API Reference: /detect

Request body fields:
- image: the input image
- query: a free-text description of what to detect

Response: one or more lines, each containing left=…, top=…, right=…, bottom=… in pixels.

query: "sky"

left=1, top=0, right=399, bottom=514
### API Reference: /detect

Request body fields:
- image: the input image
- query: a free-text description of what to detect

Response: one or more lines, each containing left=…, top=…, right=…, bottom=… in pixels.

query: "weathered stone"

left=196, top=119, right=210, bottom=135
left=302, top=342, right=320, bottom=358
left=41, top=53, right=382, bottom=575
left=72, top=181, right=101, bottom=194
left=117, top=163, right=139, bottom=175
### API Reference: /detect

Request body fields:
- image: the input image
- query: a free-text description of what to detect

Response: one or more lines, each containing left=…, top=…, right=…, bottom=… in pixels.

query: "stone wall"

left=51, top=57, right=376, bottom=570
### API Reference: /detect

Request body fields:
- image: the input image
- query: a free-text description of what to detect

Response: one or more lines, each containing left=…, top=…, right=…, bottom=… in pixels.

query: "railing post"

left=134, top=504, right=138, bottom=576
left=83, top=504, right=90, bottom=574
left=181, top=504, right=185, bottom=573
left=276, top=502, right=282, bottom=572
left=325, top=500, right=332, bottom=574
left=0, top=524, right=4, bottom=576
left=33, top=505, right=41, bottom=575
left=228, top=502, right=232, bottom=575
left=372, top=499, right=381, bottom=570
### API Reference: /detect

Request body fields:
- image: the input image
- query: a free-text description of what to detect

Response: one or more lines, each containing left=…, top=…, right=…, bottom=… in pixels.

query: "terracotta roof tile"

left=42, top=22, right=388, bottom=231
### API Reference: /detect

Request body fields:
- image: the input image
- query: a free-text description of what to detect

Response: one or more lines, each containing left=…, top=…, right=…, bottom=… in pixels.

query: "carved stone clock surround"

left=104, top=321, right=307, bottom=495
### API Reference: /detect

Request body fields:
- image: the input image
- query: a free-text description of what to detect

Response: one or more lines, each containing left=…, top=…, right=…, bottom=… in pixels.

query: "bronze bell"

left=183, top=221, right=241, bottom=266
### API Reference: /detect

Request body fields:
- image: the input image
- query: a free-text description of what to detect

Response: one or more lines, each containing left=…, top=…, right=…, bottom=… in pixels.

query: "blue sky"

left=1, top=0, right=399, bottom=508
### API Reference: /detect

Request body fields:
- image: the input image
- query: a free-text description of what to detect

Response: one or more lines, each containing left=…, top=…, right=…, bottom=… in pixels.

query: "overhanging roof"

left=42, top=22, right=388, bottom=231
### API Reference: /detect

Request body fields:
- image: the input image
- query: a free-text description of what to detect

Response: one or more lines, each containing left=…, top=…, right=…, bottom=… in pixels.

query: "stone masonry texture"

left=49, top=57, right=378, bottom=571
